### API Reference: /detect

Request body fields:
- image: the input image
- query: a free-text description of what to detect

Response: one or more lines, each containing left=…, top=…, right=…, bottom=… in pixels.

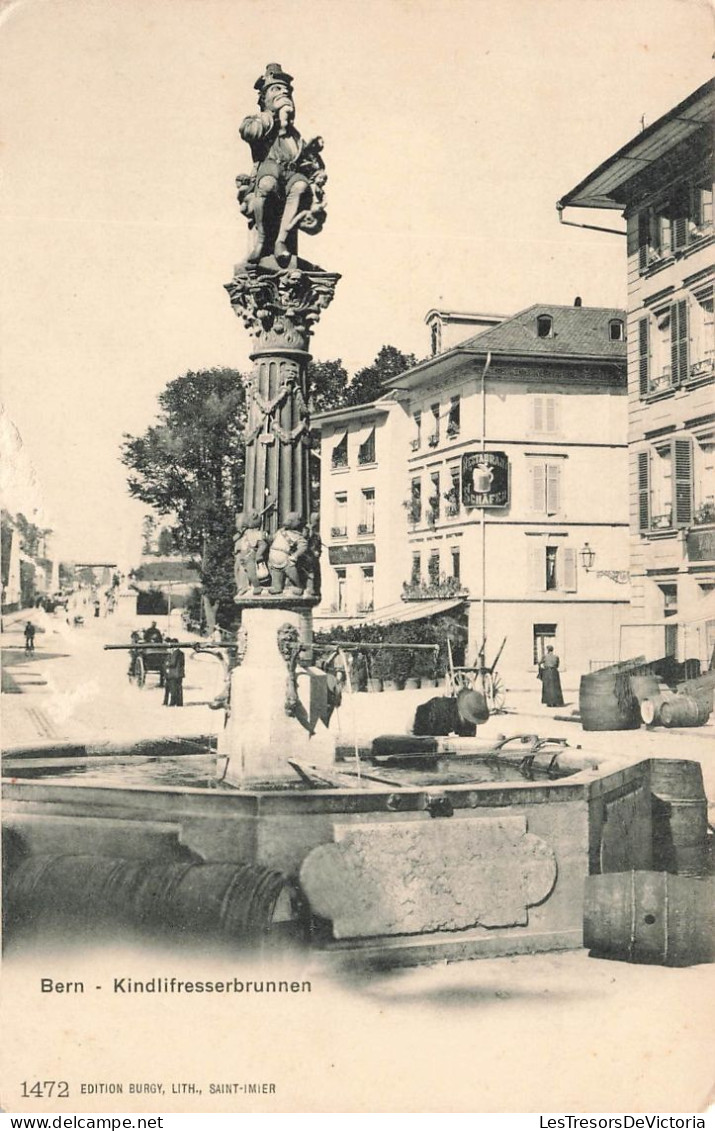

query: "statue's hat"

left=254, top=63, right=293, bottom=94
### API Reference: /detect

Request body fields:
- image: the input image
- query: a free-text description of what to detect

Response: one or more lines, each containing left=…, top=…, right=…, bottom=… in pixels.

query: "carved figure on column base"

left=233, top=511, right=269, bottom=598
left=268, top=512, right=308, bottom=595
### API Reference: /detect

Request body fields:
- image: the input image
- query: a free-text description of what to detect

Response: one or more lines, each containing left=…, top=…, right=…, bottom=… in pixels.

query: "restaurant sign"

left=328, top=543, right=376, bottom=566
left=461, top=451, right=510, bottom=509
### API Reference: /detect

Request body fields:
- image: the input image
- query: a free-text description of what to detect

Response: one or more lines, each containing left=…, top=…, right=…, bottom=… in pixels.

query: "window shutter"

left=532, top=463, right=545, bottom=511
left=637, top=451, right=651, bottom=531
left=545, top=397, right=557, bottom=433
left=638, top=317, right=650, bottom=396
left=638, top=211, right=649, bottom=271
left=533, top=397, right=543, bottom=432
left=562, top=547, right=577, bottom=592
left=673, top=438, right=693, bottom=527
left=676, top=300, right=689, bottom=384
left=528, top=544, right=545, bottom=592
left=546, top=463, right=560, bottom=515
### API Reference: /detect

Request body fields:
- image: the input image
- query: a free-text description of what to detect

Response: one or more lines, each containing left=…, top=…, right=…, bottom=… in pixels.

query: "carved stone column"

left=225, top=265, right=340, bottom=537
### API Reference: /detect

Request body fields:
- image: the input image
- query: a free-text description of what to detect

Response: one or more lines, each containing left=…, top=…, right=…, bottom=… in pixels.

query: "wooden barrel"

left=659, top=695, right=712, bottom=728
left=4, top=855, right=294, bottom=940
left=584, top=871, right=715, bottom=967
left=579, top=671, right=641, bottom=731
left=650, top=759, right=709, bottom=876
left=640, top=689, right=676, bottom=726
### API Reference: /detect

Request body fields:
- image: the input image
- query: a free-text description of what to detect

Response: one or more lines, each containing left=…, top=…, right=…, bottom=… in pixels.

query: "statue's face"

left=263, top=81, right=294, bottom=115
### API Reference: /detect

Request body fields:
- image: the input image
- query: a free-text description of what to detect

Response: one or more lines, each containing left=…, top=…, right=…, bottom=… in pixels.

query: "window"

left=411, top=412, right=422, bottom=451
left=446, top=465, right=460, bottom=516
left=359, top=488, right=375, bottom=535
left=331, top=431, right=348, bottom=469
left=428, top=551, right=440, bottom=585
left=537, top=314, right=553, bottom=338
left=359, top=566, right=374, bottom=613
left=533, top=624, right=557, bottom=666
left=531, top=461, right=561, bottom=515
left=690, top=287, right=714, bottom=380
left=447, top=396, right=461, bottom=438
left=428, top=403, right=440, bottom=446
left=640, top=301, right=690, bottom=397
left=410, top=552, right=421, bottom=586
left=638, top=181, right=713, bottom=271
left=336, top=568, right=347, bottom=613
left=331, top=493, right=348, bottom=538
left=451, top=547, right=461, bottom=581
left=693, top=434, right=715, bottom=524
left=358, top=427, right=376, bottom=465
left=546, top=546, right=558, bottom=591
left=532, top=396, right=559, bottom=433
left=428, top=471, right=440, bottom=524
left=408, top=478, right=422, bottom=524
left=609, top=319, right=624, bottom=341
left=529, top=544, right=577, bottom=593
left=431, top=321, right=442, bottom=356
left=638, top=437, right=694, bottom=532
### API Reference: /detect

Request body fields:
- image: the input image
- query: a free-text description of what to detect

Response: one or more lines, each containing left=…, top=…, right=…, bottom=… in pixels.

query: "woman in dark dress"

left=538, top=646, right=564, bottom=707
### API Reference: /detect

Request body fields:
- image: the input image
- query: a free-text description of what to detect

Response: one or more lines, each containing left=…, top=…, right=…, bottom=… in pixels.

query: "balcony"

left=402, top=576, right=469, bottom=601
left=648, top=365, right=675, bottom=395
left=330, top=525, right=348, bottom=538
left=689, top=353, right=714, bottom=382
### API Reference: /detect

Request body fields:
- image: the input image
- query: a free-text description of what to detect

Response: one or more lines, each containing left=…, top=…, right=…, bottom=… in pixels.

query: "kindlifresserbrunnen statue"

left=225, top=64, right=340, bottom=604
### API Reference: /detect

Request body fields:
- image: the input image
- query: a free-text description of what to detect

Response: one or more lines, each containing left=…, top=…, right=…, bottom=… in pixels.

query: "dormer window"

left=537, top=314, right=553, bottom=338
left=609, top=319, right=624, bottom=342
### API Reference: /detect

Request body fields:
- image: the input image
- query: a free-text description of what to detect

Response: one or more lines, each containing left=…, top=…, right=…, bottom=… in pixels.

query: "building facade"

left=315, top=304, right=630, bottom=687
left=558, top=79, right=714, bottom=669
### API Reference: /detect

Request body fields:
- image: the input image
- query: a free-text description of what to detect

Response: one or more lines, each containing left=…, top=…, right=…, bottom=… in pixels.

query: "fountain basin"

left=2, top=747, right=677, bottom=964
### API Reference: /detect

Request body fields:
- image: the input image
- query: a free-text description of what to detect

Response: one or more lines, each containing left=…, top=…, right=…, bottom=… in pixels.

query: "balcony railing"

left=689, top=353, right=714, bottom=381
left=650, top=513, right=673, bottom=531
left=402, top=577, right=469, bottom=601
left=648, top=365, right=675, bottom=394
left=330, top=525, right=348, bottom=538
left=427, top=433, right=439, bottom=448
left=331, top=453, right=348, bottom=469
left=410, top=438, right=421, bottom=451
left=357, top=449, right=376, bottom=466
left=357, top=522, right=374, bottom=536
left=356, top=601, right=374, bottom=614
left=446, top=423, right=460, bottom=440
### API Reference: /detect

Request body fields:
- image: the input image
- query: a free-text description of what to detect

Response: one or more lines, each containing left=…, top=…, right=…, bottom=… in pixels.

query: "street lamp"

left=580, top=542, right=596, bottom=571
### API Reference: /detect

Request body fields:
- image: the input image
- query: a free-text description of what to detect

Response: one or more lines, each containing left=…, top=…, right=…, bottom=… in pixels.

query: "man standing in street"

left=24, top=621, right=36, bottom=653
left=164, top=639, right=185, bottom=707
left=23, top=619, right=35, bottom=655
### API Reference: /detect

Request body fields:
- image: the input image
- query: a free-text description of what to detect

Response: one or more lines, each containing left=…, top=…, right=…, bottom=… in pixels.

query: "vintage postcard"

left=1, top=0, right=714, bottom=1117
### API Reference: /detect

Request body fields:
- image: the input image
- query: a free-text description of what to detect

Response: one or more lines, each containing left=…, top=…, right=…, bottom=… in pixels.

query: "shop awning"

left=359, top=597, right=465, bottom=627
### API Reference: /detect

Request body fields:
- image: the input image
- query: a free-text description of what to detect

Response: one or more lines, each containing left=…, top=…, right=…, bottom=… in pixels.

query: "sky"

left=0, top=0, right=712, bottom=562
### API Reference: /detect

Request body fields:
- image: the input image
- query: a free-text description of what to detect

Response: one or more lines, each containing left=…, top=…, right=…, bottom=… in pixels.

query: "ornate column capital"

left=225, top=264, right=340, bottom=353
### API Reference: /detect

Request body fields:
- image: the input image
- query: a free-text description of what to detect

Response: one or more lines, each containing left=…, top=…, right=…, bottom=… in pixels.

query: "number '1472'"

left=21, top=1081, right=70, bottom=1098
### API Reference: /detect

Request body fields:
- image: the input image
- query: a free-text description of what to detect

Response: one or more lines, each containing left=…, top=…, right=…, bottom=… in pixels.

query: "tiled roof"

left=456, top=304, right=627, bottom=360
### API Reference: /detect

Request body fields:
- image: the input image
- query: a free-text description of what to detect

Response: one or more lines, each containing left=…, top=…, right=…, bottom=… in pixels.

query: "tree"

left=307, top=358, right=349, bottom=413
left=121, top=368, right=247, bottom=625
left=345, top=345, right=417, bottom=407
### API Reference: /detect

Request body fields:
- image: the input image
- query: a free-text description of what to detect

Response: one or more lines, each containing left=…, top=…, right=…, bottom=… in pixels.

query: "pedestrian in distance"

left=538, top=645, right=564, bottom=708
left=24, top=621, right=36, bottom=653
left=165, top=639, right=185, bottom=707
